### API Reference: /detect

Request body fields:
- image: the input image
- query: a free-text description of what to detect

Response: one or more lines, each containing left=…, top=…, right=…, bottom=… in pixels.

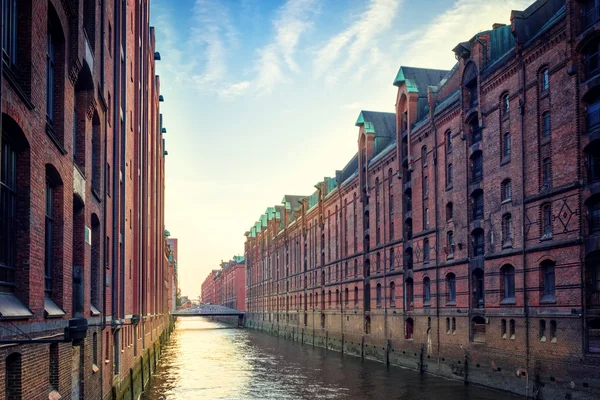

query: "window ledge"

left=0, top=292, right=34, bottom=319
left=540, top=90, right=549, bottom=100
left=446, top=301, right=456, bottom=307
left=510, top=335, right=516, bottom=340
left=540, top=234, right=553, bottom=242
left=500, top=298, right=516, bottom=305
left=540, top=337, right=547, bottom=343
left=423, top=301, right=431, bottom=307
left=446, top=184, right=453, bottom=191
left=44, top=297, right=66, bottom=318
left=540, top=295, right=556, bottom=304
left=91, top=304, right=101, bottom=316
left=502, top=241, right=513, bottom=249
left=500, top=156, right=511, bottom=166
left=501, top=198, right=512, bottom=205
left=45, top=123, right=68, bottom=155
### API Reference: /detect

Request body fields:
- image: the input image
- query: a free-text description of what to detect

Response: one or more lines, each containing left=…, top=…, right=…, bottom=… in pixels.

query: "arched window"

left=335, top=289, right=340, bottom=307
left=542, top=111, right=551, bottom=138
left=541, top=260, right=556, bottom=301
left=47, top=6, right=66, bottom=143
left=344, top=262, right=348, bottom=278
left=423, top=239, right=430, bottom=263
left=472, top=189, right=484, bottom=220
left=6, top=352, right=22, bottom=400
left=353, top=259, right=358, bottom=277
left=422, top=146, right=427, bottom=168
left=364, top=259, right=370, bottom=277
left=424, top=208, right=429, bottom=229
left=91, top=114, right=101, bottom=192
left=470, top=119, right=482, bottom=144
left=501, top=264, right=516, bottom=301
left=328, top=290, right=332, bottom=307
left=472, top=316, right=486, bottom=343
left=389, top=282, right=396, bottom=307
left=91, top=214, right=101, bottom=312
left=446, top=130, right=452, bottom=153
left=446, top=202, right=453, bottom=221
left=354, top=286, right=359, bottom=307
left=345, top=287, right=349, bottom=305
left=405, top=188, right=412, bottom=212
left=365, top=316, right=371, bottom=334
left=376, top=283, right=382, bottom=307
left=503, top=132, right=511, bottom=158
left=405, top=218, right=413, bottom=240
left=376, top=252, right=381, bottom=273
left=502, top=93, right=510, bottom=116
left=389, top=248, right=395, bottom=270
left=470, top=151, right=483, bottom=183
left=502, top=179, right=512, bottom=202
left=502, top=213, right=513, bottom=246
left=423, top=176, right=429, bottom=199
left=447, top=163, right=453, bottom=186
left=423, top=277, right=431, bottom=304
left=446, top=273, right=456, bottom=303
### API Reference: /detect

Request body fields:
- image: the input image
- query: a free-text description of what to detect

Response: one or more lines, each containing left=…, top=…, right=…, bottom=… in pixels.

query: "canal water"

left=143, top=318, right=514, bottom=400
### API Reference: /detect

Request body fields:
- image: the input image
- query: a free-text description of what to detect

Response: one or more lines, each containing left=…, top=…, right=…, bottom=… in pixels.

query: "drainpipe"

left=431, top=102, right=440, bottom=368
left=120, top=0, right=128, bottom=321
left=111, top=0, right=119, bottom=325
left=518, top=46, right=530, bottom=398
left=100, top=0, right=106, bottom=394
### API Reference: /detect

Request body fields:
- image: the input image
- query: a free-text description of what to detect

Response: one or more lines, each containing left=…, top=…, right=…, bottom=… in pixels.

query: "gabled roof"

left=339, top=153, right=358, bottom=185
left=393, top=66, right=449, bottom=91
left=281, top=195, right=305, bottom=211
left=355, top=111, right=395, bottom=136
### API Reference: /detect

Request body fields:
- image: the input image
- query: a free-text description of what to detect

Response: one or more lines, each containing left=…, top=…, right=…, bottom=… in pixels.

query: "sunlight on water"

left=143, top=318, right=514, bottom=400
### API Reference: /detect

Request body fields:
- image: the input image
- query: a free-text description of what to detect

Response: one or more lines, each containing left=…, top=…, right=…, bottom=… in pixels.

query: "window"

left=541, top=260, right=556, bottom=301
left=503, top=133, right=511, bottom=158
left=422, top=146, right=427, bottom=168
left=0, top=135, right=17, bottom=288
left=447, top=273, right=456, bottom=304
left=44, top=180, right=54, bottom=296
left=376, top=283, right=382, bottom=307
left=344, top=262, right=348, bottom=278
left=471, top=151, right=483, bottom=183
left=354, top=286, right=359, bottom=307
left=502, top=93, right=510, bottom=116
left=588, top=143, right=600, bottom=182
left=405, top=248, right=413, bottom=270
left=389, top=248, right=395, bottom=270
left=354, top=260, right=357, bottom=277
left=424, top=208, right=429, bottom=229
left=540, top=320, right=547, bottom=341
left=2, top=0, right=18, bottom=66
left=501, top=264, right=515, bottom=301
left=423, top=239, right=430, bottom=263
left=542, top=158, right=551, bottom=189
left=465, top=63, right=478, bottom=108
left=502, top=179, right=512, bottom=202
left=405, top=278, right=414, bottom=309
left=472, top=190, right=484, bottom=220
left=501, top=319, right=507, bottom=339
left=446, top=130, right=452, bottom=153
left=542, top=112, right=551, bottom=138
left=405, top=218, right=412, bottom=240
left=452, top=317, right=456, bottom=333
left=447, top=163, right=453, bottom=186
left=470, top=119, right=482, bottom=144
left=502, top=213, right=513, bottom=246
left=91, top=117, right=101, bottom=192
left=542, top=203, right=552, bottom=238
left=447, top=231, right=454, bottom=257
left=446, top=317, right=450, bottom=334
left=405, top=318, right=414, bottom=340
left=541, top=68, right=549, bottom=91
left=509, top=319, right=516, bottom=339
left=46, top=27, right=56, bottom=123
left=376, top=253, right=380, bottom=273
left=6, top=352, right=22, bottom=400
left=390, top=282, right=396, bottom=307
left=423, top=176, right=428, bottom=199
left=473, top=269, right=484, bottom=308
left=423, top=277, right=431, bottom=304
left=472, top=228, right=485, bottom=256
left=550, top=320, right=557, bottom=342
left=446, top=202, right=453, bottom=221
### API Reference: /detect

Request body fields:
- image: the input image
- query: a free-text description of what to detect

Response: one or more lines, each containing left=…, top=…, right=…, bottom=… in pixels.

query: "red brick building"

left=166, top=237, right=179, bottom=312
left=0, top=1, right=171, bottom=399
left=244, top=1, right=600, bottom=398
left=201, top=257, right=246, bottom=311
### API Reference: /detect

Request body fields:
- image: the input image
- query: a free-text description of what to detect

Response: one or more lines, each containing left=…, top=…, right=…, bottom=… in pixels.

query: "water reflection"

left=143, top=318, right=513, bottom=400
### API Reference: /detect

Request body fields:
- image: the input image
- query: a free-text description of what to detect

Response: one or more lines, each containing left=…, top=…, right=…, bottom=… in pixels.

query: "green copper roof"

left=355, top=112, right=376, bottom=133
left=249, top=227, right=256, bottom=238
left=325, top=176, right=337, bottom=195
left=392, top=67, right=420, bottom=92
left=308, top=191, right=319, bottom=210
left=233, top=255, right=245, bottom=263
left=260, top=214, right=268, bottom=227
left=255, top=221, right=262, bottom=233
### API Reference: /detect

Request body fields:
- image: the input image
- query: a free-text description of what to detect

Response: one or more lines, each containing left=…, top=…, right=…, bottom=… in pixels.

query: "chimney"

left=492, top=23, right=506, bottom=30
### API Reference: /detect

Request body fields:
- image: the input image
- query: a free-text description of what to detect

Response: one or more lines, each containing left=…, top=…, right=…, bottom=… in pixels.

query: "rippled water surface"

left=143, top=318, right=513, bottom=400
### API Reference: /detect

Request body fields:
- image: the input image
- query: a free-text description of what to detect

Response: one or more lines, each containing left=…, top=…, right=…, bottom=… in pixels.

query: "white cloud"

left=398, top=0, right=533, bottom=69
left=219, top=81, right=251, bottom=99
left=314, top=0, right=400, bottom=85
left=254, top=0, right=317, bottom=94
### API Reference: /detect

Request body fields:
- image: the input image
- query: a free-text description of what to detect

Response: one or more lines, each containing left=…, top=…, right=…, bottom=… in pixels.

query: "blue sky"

left=150, top=0, right=532, bottom=298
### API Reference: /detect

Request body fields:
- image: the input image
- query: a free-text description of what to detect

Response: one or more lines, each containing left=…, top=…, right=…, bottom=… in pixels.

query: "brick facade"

left=244, top=1, right=600, bottom=398
left=201, top=258, right=246, bottom=311
left=0, top=1, right=172, bottom=399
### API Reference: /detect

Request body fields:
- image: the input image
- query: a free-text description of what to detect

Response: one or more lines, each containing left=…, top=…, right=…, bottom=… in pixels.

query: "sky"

left=149, top=0, right=533, bottom=299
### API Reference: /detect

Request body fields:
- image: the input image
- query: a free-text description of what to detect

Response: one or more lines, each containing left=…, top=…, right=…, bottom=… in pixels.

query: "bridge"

left=171, top=304, right=245, bottom=325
